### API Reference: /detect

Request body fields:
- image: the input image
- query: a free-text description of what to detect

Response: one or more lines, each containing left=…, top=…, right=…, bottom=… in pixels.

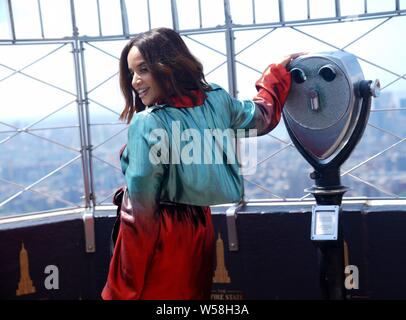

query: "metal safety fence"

left=0, top=0, right=405, bottom=216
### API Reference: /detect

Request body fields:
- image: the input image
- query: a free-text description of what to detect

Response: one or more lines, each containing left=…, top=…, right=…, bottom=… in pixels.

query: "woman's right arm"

left=228, top=53, right=305, bottom=136
left=250, top=62, right=291, bottom=136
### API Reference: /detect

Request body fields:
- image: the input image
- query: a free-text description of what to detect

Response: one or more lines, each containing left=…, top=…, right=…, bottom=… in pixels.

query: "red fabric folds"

left=102, top=204, right=215, bottom=300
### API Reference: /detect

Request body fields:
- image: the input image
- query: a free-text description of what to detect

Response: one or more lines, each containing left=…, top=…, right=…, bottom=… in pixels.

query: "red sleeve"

left=252, top=63, right=291, bottom=136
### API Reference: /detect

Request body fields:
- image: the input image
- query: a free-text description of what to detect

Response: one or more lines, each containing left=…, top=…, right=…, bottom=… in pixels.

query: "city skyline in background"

left=1, top=0, right=405, bottom=216
left=1, top=0, right=406, bottom=121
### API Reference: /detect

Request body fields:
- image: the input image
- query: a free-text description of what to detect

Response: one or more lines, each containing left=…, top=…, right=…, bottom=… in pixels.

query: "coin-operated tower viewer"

left=283, top=51, right=380, bottom=300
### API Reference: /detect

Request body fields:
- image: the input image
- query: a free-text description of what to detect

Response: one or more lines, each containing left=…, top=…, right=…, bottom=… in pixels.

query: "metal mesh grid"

left=0, top=0, right=405, bottom=216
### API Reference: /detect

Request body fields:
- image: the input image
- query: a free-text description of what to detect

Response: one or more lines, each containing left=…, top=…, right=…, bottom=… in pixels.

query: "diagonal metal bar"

left=25, top=125, right=80, bottom=131
left=0, top=155, right=81, bottom=208
left=199, top=29, right=274, bottom=77
left=186, top=28, right=277, bottom=75
left=0, top=44, right=67, bottom=82
left=92, top=155, right=122, bottom=172
left=266, top=133, right=292, bottom=145
left=97, top=189, right=118, bottom=205
left=340, top=16, right=406, bottom=92
left=0, top=177, right=79, bottom=207
left=198, top=9, right=403, bottom=103
left=0, top=100, right=77, bottom=146
left=0, top=6, right=404, bottom=208
left=235, top=28, right=276, bottom=56
left=0, top=119, right=80, bottom=153
left=88, top=98, right=122, bottom=117
left=300, top=193, right=312, bottom=200
left=341, top=17, right=392, bottom=50
left=256, top=143, right=292, bottom=166
left=185, top=24, right=286, bottom=80
left=18, top=99, right=77, bottom=130
left=92, top=126, right=128, bottom=151
left=230, top=13, right=406, bottom=201
left=87, top=71, right=119, bottom=94
left=24, top=131, right=81, bottom=153
left=0, top=130, right=15, bottom=134
left=290, top=26, right=406, bottom=83
left=342, top=57, right=405, bottom=86
left=0, top=63, right=76, bottom=96
left=300, top=171, right=401, bottom=200
left=341, top=138, right=406, bottom=176
left=85, top=42, right=120, bottom=60
left=381, top=72, right=406, bottom=90
left=347, top=173, right=400, bottom=198
left=185, top=13, right=277, bottom=57
left=205, top=60, right=227, bottom=77
left=0, top=125, right=80, bottom=134
left=367, top=122, right=404, bottom=140
left=184, top=35, right=226, bottom=56
left=0, top=121, right=16, bottom=130
left=236, top=59, right=262, bottom=74
left=243, top=177, right=284, bottom=199
left=299, top=138, right=406, bottom=201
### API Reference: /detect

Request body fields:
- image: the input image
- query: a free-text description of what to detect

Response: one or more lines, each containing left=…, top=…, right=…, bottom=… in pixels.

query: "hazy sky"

left=0, top=0, right=405, bottom=122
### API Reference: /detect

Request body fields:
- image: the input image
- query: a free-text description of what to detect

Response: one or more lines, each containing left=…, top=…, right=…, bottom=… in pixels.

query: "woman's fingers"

left=279, top=52, right=308, bottom=67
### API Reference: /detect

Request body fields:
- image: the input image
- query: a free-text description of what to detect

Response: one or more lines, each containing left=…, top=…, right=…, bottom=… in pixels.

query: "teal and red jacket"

left=120, top=63, right=291, bottom=218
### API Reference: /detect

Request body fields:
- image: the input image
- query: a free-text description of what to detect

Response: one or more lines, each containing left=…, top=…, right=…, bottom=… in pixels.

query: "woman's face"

left=127, top=46, right=164, bottom=106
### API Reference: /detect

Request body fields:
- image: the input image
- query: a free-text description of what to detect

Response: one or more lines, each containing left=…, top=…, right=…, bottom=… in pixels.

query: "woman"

left=102, top=27, right=302, bottom=300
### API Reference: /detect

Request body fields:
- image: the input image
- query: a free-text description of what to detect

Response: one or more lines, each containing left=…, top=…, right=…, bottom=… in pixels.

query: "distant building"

left=373, top=91, right=396, bottom=109
left=400, top=98, right=406, bottom=108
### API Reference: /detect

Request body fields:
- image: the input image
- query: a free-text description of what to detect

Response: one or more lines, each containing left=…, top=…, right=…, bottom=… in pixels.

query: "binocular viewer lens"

left=291, top=68, right=306, bottom=84
left=318, top=65, right=336, bottom=82
left=290, top=64, right=337, bottom=84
